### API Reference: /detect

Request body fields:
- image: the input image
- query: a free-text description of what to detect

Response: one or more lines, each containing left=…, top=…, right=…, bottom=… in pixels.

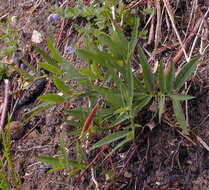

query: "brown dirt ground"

left=0, top=1, right=209, bottom=190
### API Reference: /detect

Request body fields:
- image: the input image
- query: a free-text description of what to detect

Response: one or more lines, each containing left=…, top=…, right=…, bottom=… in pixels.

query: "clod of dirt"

left=5, top=121, right=24, bottom=140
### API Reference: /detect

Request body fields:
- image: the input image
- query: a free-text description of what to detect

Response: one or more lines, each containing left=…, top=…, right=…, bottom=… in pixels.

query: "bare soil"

left=0, top=1, right=209, bottom=190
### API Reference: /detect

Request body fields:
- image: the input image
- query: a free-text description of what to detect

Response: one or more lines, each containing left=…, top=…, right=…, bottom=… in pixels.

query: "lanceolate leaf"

left=174, top=55, right=201, bottom=90
left=47, top=38, right=64, bottom=64
left=134, top=76, right=146, bottom=93
left=35, top=46, right=57, bottom=66
left=112, top=112, right=129, bottom=127
left=127, top=63, right=134, bottom=98
left=166, top=61, right=174, bottom=93
left=112, top=20, right=128, bottom=54
left=52, top=76, right=72, bottom=96
left=38, top=93, right=65, bottom=104
left=172, top=99, right=189, bottom=134
left=130, top=18, right=140, bottom=55
left=159, top=95, right=165, bottom=123
left=60, top=138, right=69, bottom=165
left=158, top=61, right=165, bottom=93
left=138, top=45, right=155, bottom=93
left=38, top=62, right=63, bottom=75
left=89, top=131, right=129, bottom=151
left=36, top=156, right=62, bottom=167
left=170, top=94, right=195, bottom=100
left=37, top=156, right=86, bottom=168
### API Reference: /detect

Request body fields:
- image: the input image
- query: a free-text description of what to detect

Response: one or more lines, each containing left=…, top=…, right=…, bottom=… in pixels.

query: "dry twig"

left=0, top=79, right=9, bottom=137
left=163, top=0, right=189, bottom=62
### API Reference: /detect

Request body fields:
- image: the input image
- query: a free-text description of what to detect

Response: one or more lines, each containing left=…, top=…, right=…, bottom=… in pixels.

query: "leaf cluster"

left=34, top=3, right=201, bottom=180
left=0, top=118, right=22, bottom=190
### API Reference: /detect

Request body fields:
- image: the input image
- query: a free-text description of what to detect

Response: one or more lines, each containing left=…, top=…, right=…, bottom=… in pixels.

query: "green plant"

left=0, top=61, right=11, bottom=80
left=0, top=118, right=22, bottom=190
left=37, top=138, right=88, bottom=178
left=0, top=16, right=41, bottom=83
left=0, top=16, right=19, bottom=81
left=34, top=16, right=200, bottom=182
left=0, top=16, right=19, bottom=57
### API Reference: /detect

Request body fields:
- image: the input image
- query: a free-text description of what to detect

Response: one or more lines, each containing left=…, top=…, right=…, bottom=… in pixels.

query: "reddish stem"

left=56, top=18, right=67, bottom=46
left=108, top=147, right=116, bottom=190
left=74, top=144, right=109, bottom=188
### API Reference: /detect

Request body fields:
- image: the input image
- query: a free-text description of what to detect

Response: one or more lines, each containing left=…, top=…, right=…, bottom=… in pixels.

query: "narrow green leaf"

left=130, top=18, right=140, bottom=55
left=68, top=168, right=83, bottom=179
left=47, top=167, right=66, bottom=173
left=38, top=93, right=65, bottom=104
left=37, top=156, right=62, bottom=167
left=127, top=63, right=134, bottom=98
left=112, top=112, right=129, bottom=127
left=79, top=68, right=97, bottom=80
left=138, top=45, right=155, bottom=93
left=170, top=94, right=195, bottom=100
left=52, top=76, right=72, bottom=96
left=47, top=38, right=64, bottom=64
left=112, top=20, right=128, bottom=53
left=159, top=95, right=165, bottom=123
left=76, top=141, right=88, bottom=163
left=89, top=131, right=129, bottom=151
left=174, top=55, right=201, bottom=90
left=38, top=62, right=63, bottom=75
left=158, top=61, right=165, bottom=93
left=172, top=99, right=189, bottom=134
left=37, top=156, right=86, bottom=169
left=166, top=61, right=174, bottom=93
left=23, top=104, right=54, bottom=124
left=104, top=138, right=130, bottom=160
left=60, top=138, right=69, bottom=166
left=35, top=46, right=57, bottom=66
left=24, top=102, right=52, bottom=115
left=134, top=93, right=149, bottom=101
left=133, top=76, right=146, bottom=92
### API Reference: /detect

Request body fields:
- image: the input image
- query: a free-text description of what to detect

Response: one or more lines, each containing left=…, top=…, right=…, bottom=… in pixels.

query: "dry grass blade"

left=163, top=0, right=189, bottom=62
left=154, top=0, right=162, bottom=51
left=173, top=18, right=202, bottom=64
left=196, top=135, right=209, bottom=152
left=189, top=8, right=209, bottom=60
left=125, top=0, right=145, bottom=11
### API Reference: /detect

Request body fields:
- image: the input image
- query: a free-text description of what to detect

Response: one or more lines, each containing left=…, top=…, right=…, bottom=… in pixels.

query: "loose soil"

left=0, top=1, right=209, bottom=190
